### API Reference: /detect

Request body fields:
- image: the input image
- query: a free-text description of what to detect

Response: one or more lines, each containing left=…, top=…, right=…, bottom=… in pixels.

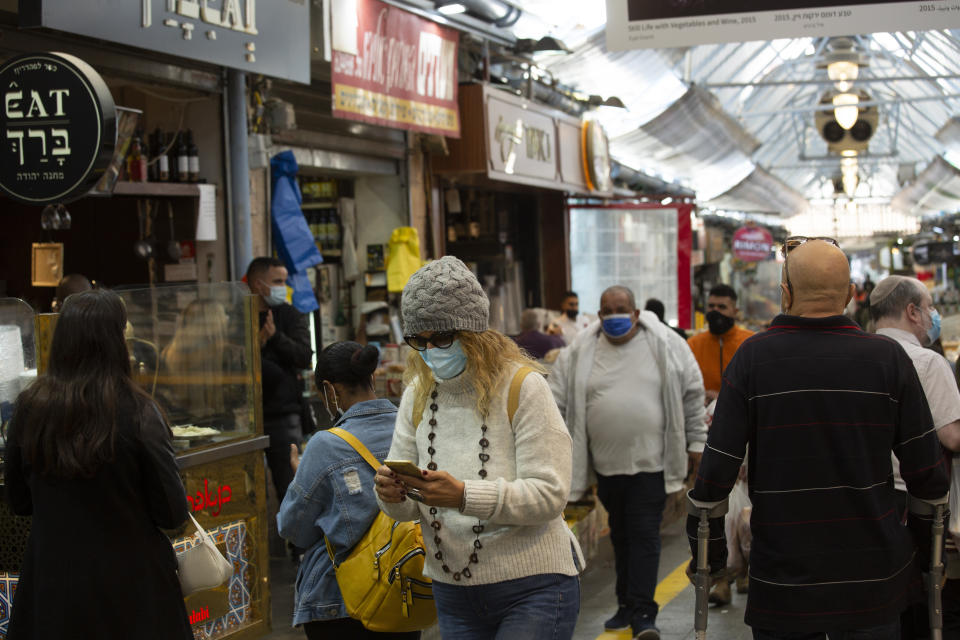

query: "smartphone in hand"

left=385, top=460, right=422, bottom=477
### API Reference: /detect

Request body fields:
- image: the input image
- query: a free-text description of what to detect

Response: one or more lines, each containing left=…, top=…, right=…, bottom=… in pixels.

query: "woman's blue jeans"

left=431, top=572, right=580, bottom=640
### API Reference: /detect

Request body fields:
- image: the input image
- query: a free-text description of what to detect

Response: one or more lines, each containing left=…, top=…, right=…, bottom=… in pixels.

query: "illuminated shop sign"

left=331, top=0, right=460, bottom=137
left=186, top=478, right=232, bottom=516
left=0, top=52, right=116, bottom=205
left=20, top=0, right=309, bottom=84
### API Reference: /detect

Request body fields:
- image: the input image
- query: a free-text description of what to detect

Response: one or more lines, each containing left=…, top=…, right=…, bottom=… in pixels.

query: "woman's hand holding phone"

left=374, top=465, right=407, bottom=503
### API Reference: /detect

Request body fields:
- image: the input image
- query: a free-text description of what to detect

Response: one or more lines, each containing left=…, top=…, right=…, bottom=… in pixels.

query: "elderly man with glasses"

left=688, top=237, right=949, bottom=640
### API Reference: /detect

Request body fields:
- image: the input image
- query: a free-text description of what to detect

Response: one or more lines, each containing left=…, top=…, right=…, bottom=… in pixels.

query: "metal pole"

left=227, top=69, right=253, bottom=280
left=695, top=507, right=710, bottom=640
left=930, top=503, right=945, bottom=640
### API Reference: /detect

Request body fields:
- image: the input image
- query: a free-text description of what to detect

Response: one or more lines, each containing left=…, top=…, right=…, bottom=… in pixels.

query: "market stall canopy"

left=891, top=155, right=960, bottom=215
left=706, top=166, right=809, bottom=217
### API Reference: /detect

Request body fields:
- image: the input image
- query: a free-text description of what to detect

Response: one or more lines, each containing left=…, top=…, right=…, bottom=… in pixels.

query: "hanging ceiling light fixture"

left=827, top=60, right=859, bottom=92
left=833, top=92, right=860, bottom=130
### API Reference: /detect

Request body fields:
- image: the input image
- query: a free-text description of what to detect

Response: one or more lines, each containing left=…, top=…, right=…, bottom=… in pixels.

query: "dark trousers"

left=264, top=413, right=302, bottom=503
left=752, top=622, right=900, bottom=640
left=303, top=617, right=420, bottom=639
left=596, top=471, right=666, bottom=621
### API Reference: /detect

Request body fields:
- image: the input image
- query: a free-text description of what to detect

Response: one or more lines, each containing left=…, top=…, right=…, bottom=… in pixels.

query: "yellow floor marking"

left=593, top=559, right=692, bottom=639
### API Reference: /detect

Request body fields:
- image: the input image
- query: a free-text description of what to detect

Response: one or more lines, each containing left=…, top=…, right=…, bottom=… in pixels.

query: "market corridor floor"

left=265, top=517, right=754, bottom=640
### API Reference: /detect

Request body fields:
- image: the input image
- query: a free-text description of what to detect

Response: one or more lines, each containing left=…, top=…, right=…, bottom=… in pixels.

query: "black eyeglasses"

left=781, top=236, right=840, bottom=258
left=404, top=331, right=458, bottom=352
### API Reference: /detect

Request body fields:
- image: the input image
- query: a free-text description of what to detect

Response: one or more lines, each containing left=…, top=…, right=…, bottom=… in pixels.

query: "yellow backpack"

left=324, top=428, right=437, bottom=632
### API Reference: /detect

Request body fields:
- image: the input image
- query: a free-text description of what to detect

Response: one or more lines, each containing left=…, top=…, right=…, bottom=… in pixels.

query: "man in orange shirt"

left=688, top=284, right=754, bottom=403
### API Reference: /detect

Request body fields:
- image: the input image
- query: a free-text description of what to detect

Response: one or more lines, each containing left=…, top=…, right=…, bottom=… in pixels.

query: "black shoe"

left=633, top=614, right=660, bottom=640
left=604, top=606, right=632, bottom=631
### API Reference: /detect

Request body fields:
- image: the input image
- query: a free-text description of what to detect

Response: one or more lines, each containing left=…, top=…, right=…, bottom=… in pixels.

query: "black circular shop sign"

left=0, top=52, right=116, bottom=205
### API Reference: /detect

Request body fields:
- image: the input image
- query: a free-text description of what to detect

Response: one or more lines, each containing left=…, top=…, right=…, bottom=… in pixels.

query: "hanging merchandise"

left=270, top=150, right=323, bottom=313
left=385, top=227, right=423, bottom=292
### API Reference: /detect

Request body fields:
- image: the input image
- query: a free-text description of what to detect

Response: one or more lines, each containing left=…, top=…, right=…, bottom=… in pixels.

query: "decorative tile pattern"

left=174, top=520, right=252, bottom=640
left=0, top=520, right=253, bottom=640
left=0, top=573, right=17, bottom=639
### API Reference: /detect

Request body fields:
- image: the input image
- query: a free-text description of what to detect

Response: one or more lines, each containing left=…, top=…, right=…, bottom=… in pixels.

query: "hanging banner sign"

left=20, top=0, right=309, bottom=84
left=732, top=225, right=774, bottom=262
left=330, top=0, right=460, bottom=138
left=605, top=0, right=960, bottom=50
left=0, top=52, right=116, bottom=205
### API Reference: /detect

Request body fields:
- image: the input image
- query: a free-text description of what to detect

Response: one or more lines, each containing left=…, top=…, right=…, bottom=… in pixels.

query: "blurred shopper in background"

left=375, top=256, right=583, bottom=640
left=277, top=341, right=417, bottom=640
left=689, top=239, right=949, bottom=639
left=644, top=298, right=688, bottom=339
left=549, top=290, right=594, bottom=346
left=4, top=289, right=192, bottom=640
left=513, top=308, right=566, bottom=359
left=551, top=285, right=706, bottom=640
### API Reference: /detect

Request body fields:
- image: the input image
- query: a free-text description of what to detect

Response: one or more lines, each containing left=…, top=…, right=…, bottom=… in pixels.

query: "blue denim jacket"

left=277, top=398, right=397, bottom=626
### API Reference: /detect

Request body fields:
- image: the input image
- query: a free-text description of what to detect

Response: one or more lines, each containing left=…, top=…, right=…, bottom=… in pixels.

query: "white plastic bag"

left=176, top=513, right=233, bottom=596
left=949, top=454, right=960, bottom=549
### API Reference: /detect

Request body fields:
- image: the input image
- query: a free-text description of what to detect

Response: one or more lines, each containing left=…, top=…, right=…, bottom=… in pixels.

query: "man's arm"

left=920, top=355, right=960, bottom=452
left=266, top=306, right=313, bottom=370
left=670, top=330, right=707, bottom=451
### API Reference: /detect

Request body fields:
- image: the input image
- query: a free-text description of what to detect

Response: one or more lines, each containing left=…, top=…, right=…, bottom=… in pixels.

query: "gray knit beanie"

left=401, top=256, right=489, bottom=335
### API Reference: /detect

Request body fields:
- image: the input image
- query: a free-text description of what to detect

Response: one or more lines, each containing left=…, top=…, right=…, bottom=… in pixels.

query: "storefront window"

left=570, top=206, right=679, bottom=323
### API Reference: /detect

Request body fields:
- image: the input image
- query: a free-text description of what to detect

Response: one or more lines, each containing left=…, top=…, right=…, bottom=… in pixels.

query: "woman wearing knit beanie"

left=374, top=256, right=584, bottom=639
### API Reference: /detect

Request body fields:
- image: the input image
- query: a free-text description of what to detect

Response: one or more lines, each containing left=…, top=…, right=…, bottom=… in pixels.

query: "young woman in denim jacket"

left=278, top=342, right=419, bottom=640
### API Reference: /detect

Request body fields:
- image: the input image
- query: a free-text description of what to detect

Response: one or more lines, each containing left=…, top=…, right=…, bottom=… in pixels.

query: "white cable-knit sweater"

left=377, top=365, right=584, bottom=585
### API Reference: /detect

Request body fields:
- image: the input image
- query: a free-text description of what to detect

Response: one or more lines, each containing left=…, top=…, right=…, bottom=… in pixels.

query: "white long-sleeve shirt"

left=377, top=365, right=583, bottom=585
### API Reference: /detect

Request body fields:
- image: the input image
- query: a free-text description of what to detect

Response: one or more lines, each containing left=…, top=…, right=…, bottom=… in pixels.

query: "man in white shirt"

left=871, top=275, right=960, bottom=638
left=550, top=285, right=706, bottom=640
left=549, top=290, right=595, bottom=346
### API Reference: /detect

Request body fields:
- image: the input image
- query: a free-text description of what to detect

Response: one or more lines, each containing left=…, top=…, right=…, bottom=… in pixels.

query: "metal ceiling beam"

left=703, top=74, right=960, bottom=89
left=739, top=92, right=960, bottom=118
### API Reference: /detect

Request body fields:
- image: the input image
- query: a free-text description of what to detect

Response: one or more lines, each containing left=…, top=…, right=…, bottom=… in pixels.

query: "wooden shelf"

left=302, top=201, right=338, bottom=209
left=112, top=182, right=205, bottom=197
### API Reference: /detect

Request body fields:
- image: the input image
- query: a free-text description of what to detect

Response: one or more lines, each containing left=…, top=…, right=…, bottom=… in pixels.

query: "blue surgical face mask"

left=264, top=284, right=287, bottom=307
left=601, top=313, right=635, bottom=338
left=420, top=338, right=468, bottom=380
left=927, top=308, right=941, bottom=345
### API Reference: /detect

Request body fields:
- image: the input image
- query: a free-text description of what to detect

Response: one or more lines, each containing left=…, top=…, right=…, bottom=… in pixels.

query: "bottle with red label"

left=126, top=134, right=148, bottom=182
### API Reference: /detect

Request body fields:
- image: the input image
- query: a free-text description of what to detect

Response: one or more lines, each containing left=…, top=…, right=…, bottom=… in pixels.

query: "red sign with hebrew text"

left=330, top=0, right=460, bottom=137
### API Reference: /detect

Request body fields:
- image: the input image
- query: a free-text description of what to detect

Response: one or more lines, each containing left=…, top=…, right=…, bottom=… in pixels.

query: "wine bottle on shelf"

left=167, top=132, right=180, bottom=183
left=176, top=133, right=189, bottom=184
left=186, top=129, right=199, bottom=182
left=446, top=209, right=458, bottom=243
left=156, top=128, right=170, bottom=182
left=468, top=205, right=480, bottom=239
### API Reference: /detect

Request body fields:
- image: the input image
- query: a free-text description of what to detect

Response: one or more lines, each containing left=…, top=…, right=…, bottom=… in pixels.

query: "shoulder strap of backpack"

left=327, top=427, right=380, bottom=472
left=508, top=366, right=536, bottom=424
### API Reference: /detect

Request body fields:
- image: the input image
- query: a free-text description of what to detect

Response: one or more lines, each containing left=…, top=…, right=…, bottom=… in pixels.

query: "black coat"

left=4, top=401, right=192, bottom=640
left=261, top=302, right=312, bottom=419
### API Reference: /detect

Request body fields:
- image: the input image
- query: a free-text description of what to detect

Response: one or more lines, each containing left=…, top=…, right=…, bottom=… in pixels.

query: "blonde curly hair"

left=403, top=330, right=545, bottom=418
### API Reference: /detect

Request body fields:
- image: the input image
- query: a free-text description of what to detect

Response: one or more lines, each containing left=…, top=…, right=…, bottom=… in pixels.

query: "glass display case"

left=0, top=285, right=272, bottom=640
left=0, top=298, right=37, bottom=431
left=116, top=283, right=262, bottom=453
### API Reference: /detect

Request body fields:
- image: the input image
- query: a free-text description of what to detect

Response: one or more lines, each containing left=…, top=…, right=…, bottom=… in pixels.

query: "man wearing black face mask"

left=550, top=291, right=595, bottom=346
left=687, top=284, right=754, bottom=404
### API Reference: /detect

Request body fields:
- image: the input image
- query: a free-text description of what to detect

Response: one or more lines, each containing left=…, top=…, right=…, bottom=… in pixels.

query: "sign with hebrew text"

left=0, top=52, right=116, bottom=204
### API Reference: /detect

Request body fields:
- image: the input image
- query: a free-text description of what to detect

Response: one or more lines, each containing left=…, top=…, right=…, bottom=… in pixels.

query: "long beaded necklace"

left=424, top=383, right=489, bottom=581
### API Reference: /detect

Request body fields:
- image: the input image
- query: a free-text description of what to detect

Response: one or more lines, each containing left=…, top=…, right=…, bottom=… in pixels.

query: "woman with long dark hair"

left=3, top=289, right=192, bottom=640
left=278, top=341, right=419, bottom=640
